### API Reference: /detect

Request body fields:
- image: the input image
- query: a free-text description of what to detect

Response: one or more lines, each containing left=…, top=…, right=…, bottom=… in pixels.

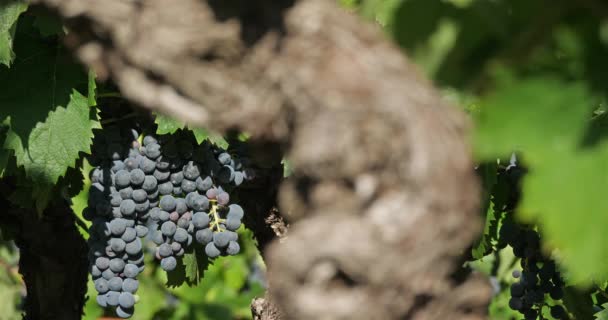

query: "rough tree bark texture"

left=31, top=0, right=492, bottom=319
left=0, top=182, right=89, bottom=320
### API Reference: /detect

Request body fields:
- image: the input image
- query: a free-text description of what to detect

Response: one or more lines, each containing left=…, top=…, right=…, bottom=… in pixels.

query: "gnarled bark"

left=30, top=0, right=492, bottom=318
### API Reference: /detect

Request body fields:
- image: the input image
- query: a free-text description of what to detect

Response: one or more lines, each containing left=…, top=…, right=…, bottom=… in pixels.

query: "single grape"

left=550, top=305, right=566, bottom=319
left=205, top=242, right=221, bottom=258
left=161, top=256, right=177, bottom=271
left=175, top=198, right=188, bottom=214
left=120, top=199, right=136, bottom=216
left=143, top=135, right=157, bottom=146
left=145, top=143, right=162, bottom=159
left=213, top=232, right=231, bottom=248
left=135, top=225, right=148, bottom=238
left=116, top=306, right=134, bottom=319
left=153, top=169, right=171, bottom=182
left=142, top=176, right=158, bottom=192
left=95, top=257, right=110, bottom=270
left=161, top=221, right=177, bottom=237
left=132, top=189, right=147, bottom=203
left=160, top=195, right=177, bottom=212
left=175, top=218, right=188, bottom=229
left=171, top=242, right=182, bottom=252
left=234, top=171, right=244, bottom=186
left=134, top=200, right=150, bottom=213
left=121, top=227, right=137, bottom=243
left=115, top=170, right=131, bottom=188
left=225, top=217, right=241, bottom=231
left=169, top=211, right=180, bottom=222
left=206, top=188, right=218, bottom=199
left=106, top=290, right=120, bottom=306
left=108, top=277, right=123, bottom=291
left=125, top=239, right=143, bottom=256
left=96, top=294, right=108, bottom=307
left=196, top=176, right=213, bottom=191
left=95, top=278, right=110, bottom=294
left=226, top=241, right=240, bottom=255
left=122, top=278, right=139, bottom=293
left=217, top=192, right=229, bottom=205
left=170, top=172, right=184, bottom=185
left=91, top=265, right=102, bottom=278
left=151, top=231, right=164, bottom=245
left=512, top=270, right=521, bottom=279
left=158, top=210, right=170, bottom=222
left=111, top=160, right=125, bottom=173
left=183, top=161, right=200, bottom=180
left=102, top=269, right=115, bottom=280
left=109, top=258, right=126, bottom=273
left=158, top=181, right=173, bottom=195
left=124, top=264, right=139, bottom=278
left=190, top=195, right=209, bottom=212
left=110, top=238, right=126, bottom=253
left=119, top=292, right=136, bottom=309
left=110, top=193, right=123, bottom=207
left=173, top=228, right=189, bottom=243
left=139, top=157, right=156, bottom=174
left=119, top=187, right=134, bottom=200
left=110, top=219, right=128, bottom=236
left=158, top=243, right=173, bottom=258
left=508, top=297, right=522, bottom=311
left=195, top=229, right=213, bottom=244
left=218, top=152, right=231, bottom=165
left=510, top=282, right=524, bottom=297
left=227, top=204, right=244, bottom=220
left=130, top=169, right=145, bottom=186
left=181, top=179, right=197, bottom=193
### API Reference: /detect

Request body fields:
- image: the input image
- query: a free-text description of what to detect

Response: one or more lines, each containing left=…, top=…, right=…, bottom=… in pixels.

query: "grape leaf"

left=183, top=245, right=210, bottom=286
left=595, top=303, right=608, bottom=320
left=474, top=75, right=608, bottom=283
left=0, top=16, right=98, bottom=210
left=0, top=0, right=26, bottom=67
left=474, top=76, right=593, bottom=162
left=519, top=145, right=608, bottom=283
left=154, top=113, right=227, bottom=147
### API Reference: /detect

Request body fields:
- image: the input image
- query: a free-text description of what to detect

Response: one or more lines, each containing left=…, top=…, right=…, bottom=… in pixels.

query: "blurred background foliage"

left=1, top=0, right=608, bottom=318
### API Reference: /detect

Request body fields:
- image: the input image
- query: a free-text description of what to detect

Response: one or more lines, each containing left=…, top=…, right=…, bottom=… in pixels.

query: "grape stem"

left=208, top=200, right=225, bottom=232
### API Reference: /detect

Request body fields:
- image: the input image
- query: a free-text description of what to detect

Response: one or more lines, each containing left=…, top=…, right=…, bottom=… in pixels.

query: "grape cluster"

left=502, top=223, right=567, bottom=319
left=84, top=124, right=149, bottom=318
left=144, top=132, right=246, bottom=268
left=84, top=116, right=249, bottom=318
left=496, top=157, right=567, bottom=319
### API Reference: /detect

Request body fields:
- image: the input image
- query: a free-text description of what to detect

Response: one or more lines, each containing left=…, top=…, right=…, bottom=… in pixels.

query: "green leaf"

left=0, top=16, right=98, bottom=210
left=154, top=113, right=184, bottom=135
left=519, top=144, right=608, bottom=283
left=0, top=0, right=27, bottom=66
left=474, top=76, right=593, bottom=163
left=154, top=113, right=227, bottom=147
left=183, top=245, right=210, bottom=286
left=595, top=303, right=608, bottom=320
